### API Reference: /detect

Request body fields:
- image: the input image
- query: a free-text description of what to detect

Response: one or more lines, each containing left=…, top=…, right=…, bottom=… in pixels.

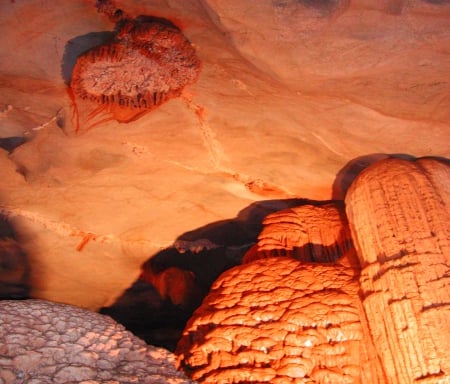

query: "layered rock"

left=345, top=157, right=450, bottom=383
left=176, top=256, right=384, bottom=383
left=243, top=202, right=353, bottom=264
left=176, top=157, right=449, bottom=383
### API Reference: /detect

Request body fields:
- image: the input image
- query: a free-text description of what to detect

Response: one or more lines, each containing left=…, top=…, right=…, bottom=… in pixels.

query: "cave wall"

left=0, top=0, right=448, bottom=310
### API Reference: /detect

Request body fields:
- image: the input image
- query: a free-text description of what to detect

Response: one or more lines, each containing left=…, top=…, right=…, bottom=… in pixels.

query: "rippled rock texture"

left=345, top=157, right=450, bottom=383
left=176, top=256, right=382, bottom=383
left=176, top=157, right=449, bottom=383
left=70, top=9, right=200, bottom=129
left=243, top=202, right=353, bottom=264
left=0, top=299, right=194, bottom=384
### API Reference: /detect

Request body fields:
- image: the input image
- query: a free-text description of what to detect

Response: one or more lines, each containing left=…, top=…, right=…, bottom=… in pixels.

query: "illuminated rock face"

left=176, top=157, right=450, bottom=383
left=70, top=13, right=200, bottom=129
left=176, top=256, right=383, bottom=383
left=1, top=0, right=449, bottom=313
left=1, top=0, right=449, bottom=381
left=345, top=157, right=450, bottom=383
left=243, top=202, right=353, bottom=264
left=0, top=299, right=194, bottom=384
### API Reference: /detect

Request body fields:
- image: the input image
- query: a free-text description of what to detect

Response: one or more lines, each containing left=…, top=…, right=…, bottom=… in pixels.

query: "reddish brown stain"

left=69, top=7, right=200, bottom=132
left=140, top=266, right=203, bottom=310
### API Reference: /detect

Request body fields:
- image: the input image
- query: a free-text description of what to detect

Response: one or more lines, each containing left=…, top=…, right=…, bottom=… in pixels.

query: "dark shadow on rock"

left=423, top=0, right=450, bottom=4
left=297, top=0, right=344, bottom=10
left=0, top=137, right=26, bottom=153
left=0, top=214, right=31, bottom=300
left=131, top=15, right=181, bottom=30
left=419, top=155, right=450, bottom=165
left=61, top=31, right=115, bottom=85
left=332, top=153, right=417, bottom=199
left=295, top=0, right=350, bottom=16
left=100, top=197, right=329, bottom=350
left=101, top=279, right=188, bottom=351
left=333, top=153, right=450, bottom=199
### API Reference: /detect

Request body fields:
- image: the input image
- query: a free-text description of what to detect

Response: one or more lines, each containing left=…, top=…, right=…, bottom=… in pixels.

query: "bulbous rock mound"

left=176, top=156, right=449, bottom=383
left=243, top=202, right=354, bottom=264
left=70, top=16, right=200, bottom=124
left=176, top=257, right=383, bottom=383
left=0, top=299, right=194, bottom=384
left=345, top=157, right=450, bottom=383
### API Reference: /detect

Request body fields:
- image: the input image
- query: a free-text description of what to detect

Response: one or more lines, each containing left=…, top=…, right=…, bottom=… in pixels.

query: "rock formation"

left=176, top=157, right=449, bottom=383
left=345, top=157, right=450, bottom=383
left=0, top=299, right=195, bottom=384
left=139, top=265, right=203, bottom=311
left=243, top=201, right=353, bottom=264
left=69, top=1, right=200, bottom=129
left=1, top=0, right=449, bottom=313
left=176, top=256, right=384, bottom=383
left=1, top=1, right=450, bottom=380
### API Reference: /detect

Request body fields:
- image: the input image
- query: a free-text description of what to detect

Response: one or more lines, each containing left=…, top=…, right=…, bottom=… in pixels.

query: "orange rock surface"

left=243, top=202, right=353, bottom=264
left=0, top=1, right=449, bottom=380
left=176, top=256, right=384, bottom=383
left=0, top=0, right=449, bottom=312
left=177, top=157, right=449, bottom=383
left=345, top=157, right=450, bottom=383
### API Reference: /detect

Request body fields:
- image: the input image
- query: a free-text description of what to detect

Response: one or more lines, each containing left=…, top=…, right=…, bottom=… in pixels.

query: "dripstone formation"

left=176, top=157, right=450, bottom=383
left=0, top=157, right=448, bottom=383
left=70, top=2, right=200, bottom=128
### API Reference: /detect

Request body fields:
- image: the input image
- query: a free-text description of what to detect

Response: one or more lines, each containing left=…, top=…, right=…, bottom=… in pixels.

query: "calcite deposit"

left=243, top=202, right=353, bottom=264
left=0, top=1, right=449, bottom=382
left=176, top=256, right=383, bottom=383
left=176, top=157, right=449, bottom=383
left=0, top=0, right=449, bottom=312
left=70, top=7, right=200, bottom=129
left=0, top=299, right=194, bottom=384
left=345, top=157, right=450, bottom=383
